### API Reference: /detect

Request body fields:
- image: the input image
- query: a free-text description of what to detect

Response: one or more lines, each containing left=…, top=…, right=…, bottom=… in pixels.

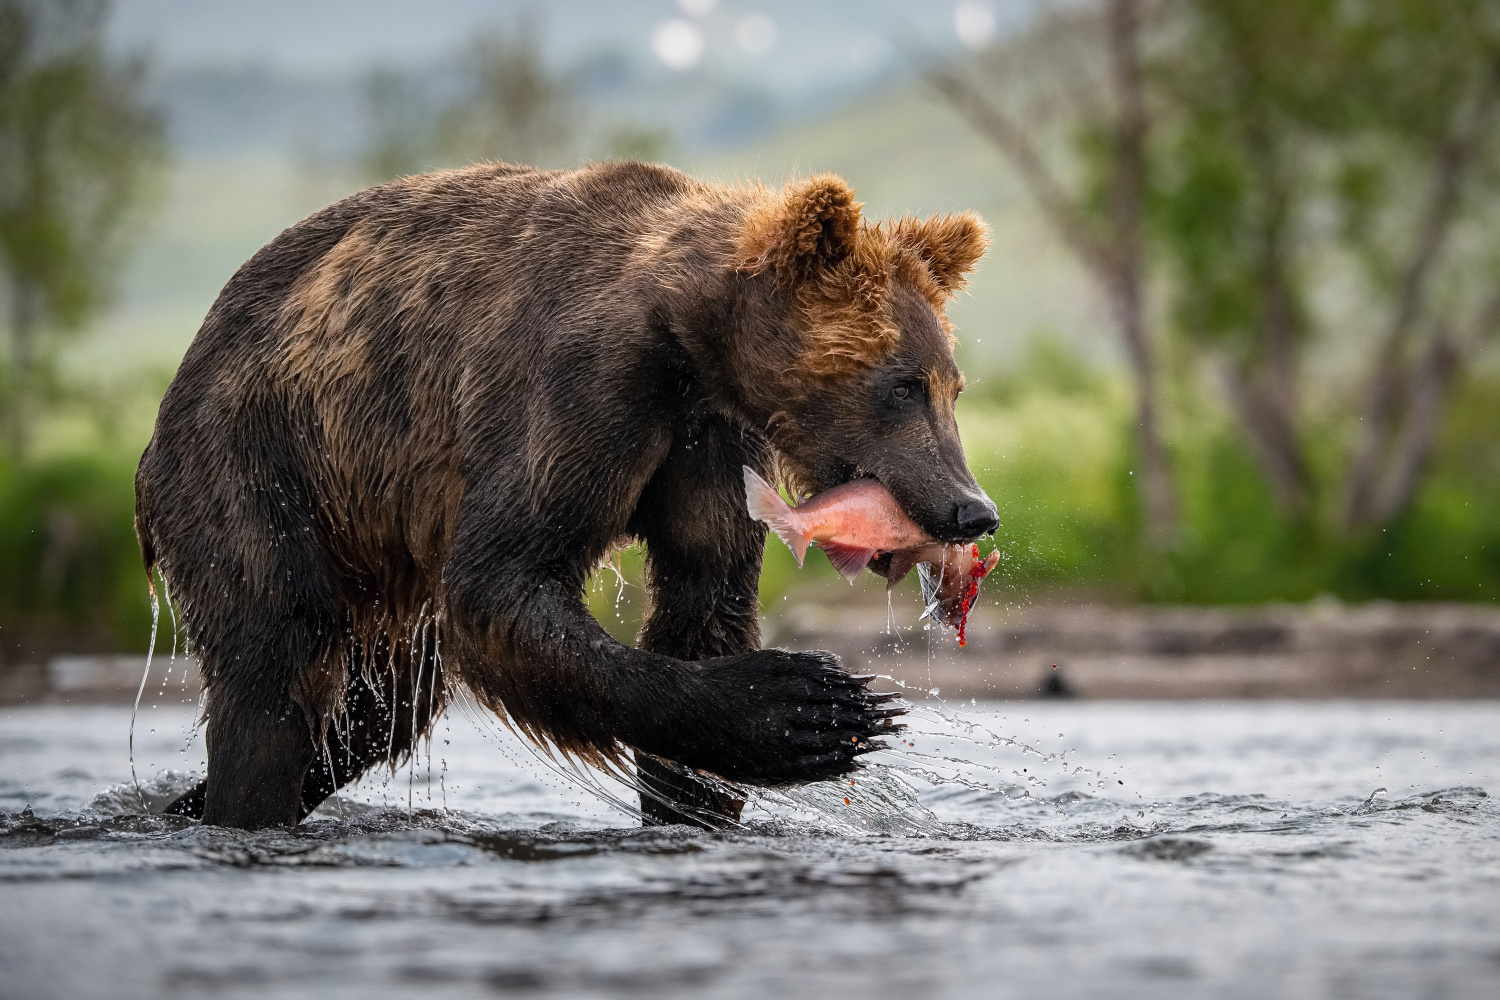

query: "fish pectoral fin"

left=819, top=541, right=878, bottom=583
left=884, top=550, right=923, bottom=590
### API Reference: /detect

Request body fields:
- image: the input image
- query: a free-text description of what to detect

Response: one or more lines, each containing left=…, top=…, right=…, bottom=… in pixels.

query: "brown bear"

left=135, top=161, right=996, bottom=830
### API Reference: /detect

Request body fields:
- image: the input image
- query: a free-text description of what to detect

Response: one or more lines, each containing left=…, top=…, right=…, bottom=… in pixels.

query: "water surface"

left=2, top=697, right=1497, bottom=999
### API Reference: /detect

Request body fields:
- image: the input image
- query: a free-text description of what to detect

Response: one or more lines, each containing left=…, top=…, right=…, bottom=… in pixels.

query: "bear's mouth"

left=820, top=461, right=882, bottom=496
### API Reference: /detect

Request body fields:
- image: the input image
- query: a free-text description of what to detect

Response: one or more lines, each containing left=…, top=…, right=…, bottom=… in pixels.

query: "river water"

left=2, top=695, right=1497, bottom=999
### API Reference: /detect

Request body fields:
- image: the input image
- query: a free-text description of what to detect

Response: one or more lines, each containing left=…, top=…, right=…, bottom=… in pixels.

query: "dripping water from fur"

left=128, top=572, right=163, bottom=811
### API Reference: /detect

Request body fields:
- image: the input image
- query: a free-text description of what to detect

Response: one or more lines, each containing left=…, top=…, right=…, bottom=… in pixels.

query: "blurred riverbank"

left=6, top=600, right=1496, bottom=706
left=773, top=599, right=1500, bottom=700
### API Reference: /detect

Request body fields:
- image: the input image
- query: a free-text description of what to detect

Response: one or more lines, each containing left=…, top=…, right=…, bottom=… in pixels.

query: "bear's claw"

left=639, top=647, right=906, bottom=786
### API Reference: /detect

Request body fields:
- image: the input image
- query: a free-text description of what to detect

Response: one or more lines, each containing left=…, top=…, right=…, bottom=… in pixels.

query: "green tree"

left=437, top=24, right=578, bottom=168
left=361, top=21, right=580, bottom=182
left=0, top=0, right=164, bottom=457
left=1334, top=0, right=1500, bottom=530
left=928, top=0, right=1181, bottom=546
left=360, top=22, right=672, bottom=185
left=1151, top=0, right=1500, bottom=531
left=360, top=68, right=433, bottom=181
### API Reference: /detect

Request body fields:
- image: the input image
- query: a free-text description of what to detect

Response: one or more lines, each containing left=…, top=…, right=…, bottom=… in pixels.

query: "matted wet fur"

left=137, top=161, right=995, bottom=830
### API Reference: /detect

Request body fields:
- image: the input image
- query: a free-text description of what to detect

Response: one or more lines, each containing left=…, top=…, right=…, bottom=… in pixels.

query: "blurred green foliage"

left=961, top=336, right=1500, bottom=606
left=1158, top=369, right=1500, bottom=603
left=0, top=447, right=151, bottom=657
left=0, top=0, right=162, bottom=659
left=6, top=1, right=1500, bottom=663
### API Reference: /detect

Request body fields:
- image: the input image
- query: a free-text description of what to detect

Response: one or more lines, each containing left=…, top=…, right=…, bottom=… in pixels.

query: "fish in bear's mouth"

left=743, top=466, right=998, bottom=644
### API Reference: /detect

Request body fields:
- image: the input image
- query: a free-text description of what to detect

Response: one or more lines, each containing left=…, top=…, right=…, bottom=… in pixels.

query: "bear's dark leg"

left=634, top=755, right=744, bottom=828
left=162, top=778, right=206, bottom=819
left=158, top=670, right=334, bottom=828
left=198, top=691, right=320, bottom=828
left=297, top=631, right=446, bottom=820
left=147, top=445, right=344, bottom=829
left=170, top=634, right=448, bottom=824
left=163, top=637, right=448, bottom=824
left=164, top=688, right=326, bottom=825
left=628, top=418, right=768, bottom=827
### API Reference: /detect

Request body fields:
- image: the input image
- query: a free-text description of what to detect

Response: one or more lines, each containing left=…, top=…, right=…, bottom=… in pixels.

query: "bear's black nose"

left=955, top=499, right=999, bottom=537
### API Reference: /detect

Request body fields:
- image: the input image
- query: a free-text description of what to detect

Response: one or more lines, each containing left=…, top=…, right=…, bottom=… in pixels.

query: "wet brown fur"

left=136, top=161, right=991, bottom=829
left=736, top=175, right=988, bottom=377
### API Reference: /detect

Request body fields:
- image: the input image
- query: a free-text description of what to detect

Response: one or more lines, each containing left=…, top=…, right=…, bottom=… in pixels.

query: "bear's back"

left=139, top=161, right=726, bottom=596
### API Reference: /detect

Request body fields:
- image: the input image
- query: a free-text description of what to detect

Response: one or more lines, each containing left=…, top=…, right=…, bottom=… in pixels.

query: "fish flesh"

left=742, top=466, right=931, bottom=580
left=912, top=543, right=1000, bottom=643
left=743, top=466, right=1000, bottom=643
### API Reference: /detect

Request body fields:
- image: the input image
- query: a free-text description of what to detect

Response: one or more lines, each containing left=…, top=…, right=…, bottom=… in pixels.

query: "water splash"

left=1356, top=786, right=1388, bottom=814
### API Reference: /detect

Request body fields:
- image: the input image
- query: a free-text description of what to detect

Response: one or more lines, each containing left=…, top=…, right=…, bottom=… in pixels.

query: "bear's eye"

left=892, top=385, right=911, bottom=400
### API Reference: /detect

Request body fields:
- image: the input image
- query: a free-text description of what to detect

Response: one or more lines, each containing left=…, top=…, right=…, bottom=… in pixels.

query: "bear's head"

left=733, top=175, right=997, bottom=543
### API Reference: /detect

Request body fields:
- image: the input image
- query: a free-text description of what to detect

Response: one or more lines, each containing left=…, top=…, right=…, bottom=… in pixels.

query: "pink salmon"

left=743, top=466, right=1000, bottom=641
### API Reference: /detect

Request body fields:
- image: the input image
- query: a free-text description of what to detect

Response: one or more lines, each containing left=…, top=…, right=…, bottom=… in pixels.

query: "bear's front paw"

left=663, top=648, right=905, bottom=785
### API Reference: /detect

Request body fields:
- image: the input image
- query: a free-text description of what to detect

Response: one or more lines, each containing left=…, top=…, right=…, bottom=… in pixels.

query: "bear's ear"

left=892, top=213, right=989, bottom=295
left=737, top=175, right=863, bottom=280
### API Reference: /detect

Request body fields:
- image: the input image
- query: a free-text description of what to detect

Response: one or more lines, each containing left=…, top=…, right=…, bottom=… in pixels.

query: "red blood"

left=956, top=544, right=992, bottom=647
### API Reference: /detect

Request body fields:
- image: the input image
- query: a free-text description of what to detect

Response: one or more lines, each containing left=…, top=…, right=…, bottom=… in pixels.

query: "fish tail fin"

left=743, top=465, right=809, bottom=567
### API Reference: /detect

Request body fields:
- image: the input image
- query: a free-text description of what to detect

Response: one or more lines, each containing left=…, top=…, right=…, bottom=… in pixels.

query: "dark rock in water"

left=1040, top=664, right=1074, bottom=699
